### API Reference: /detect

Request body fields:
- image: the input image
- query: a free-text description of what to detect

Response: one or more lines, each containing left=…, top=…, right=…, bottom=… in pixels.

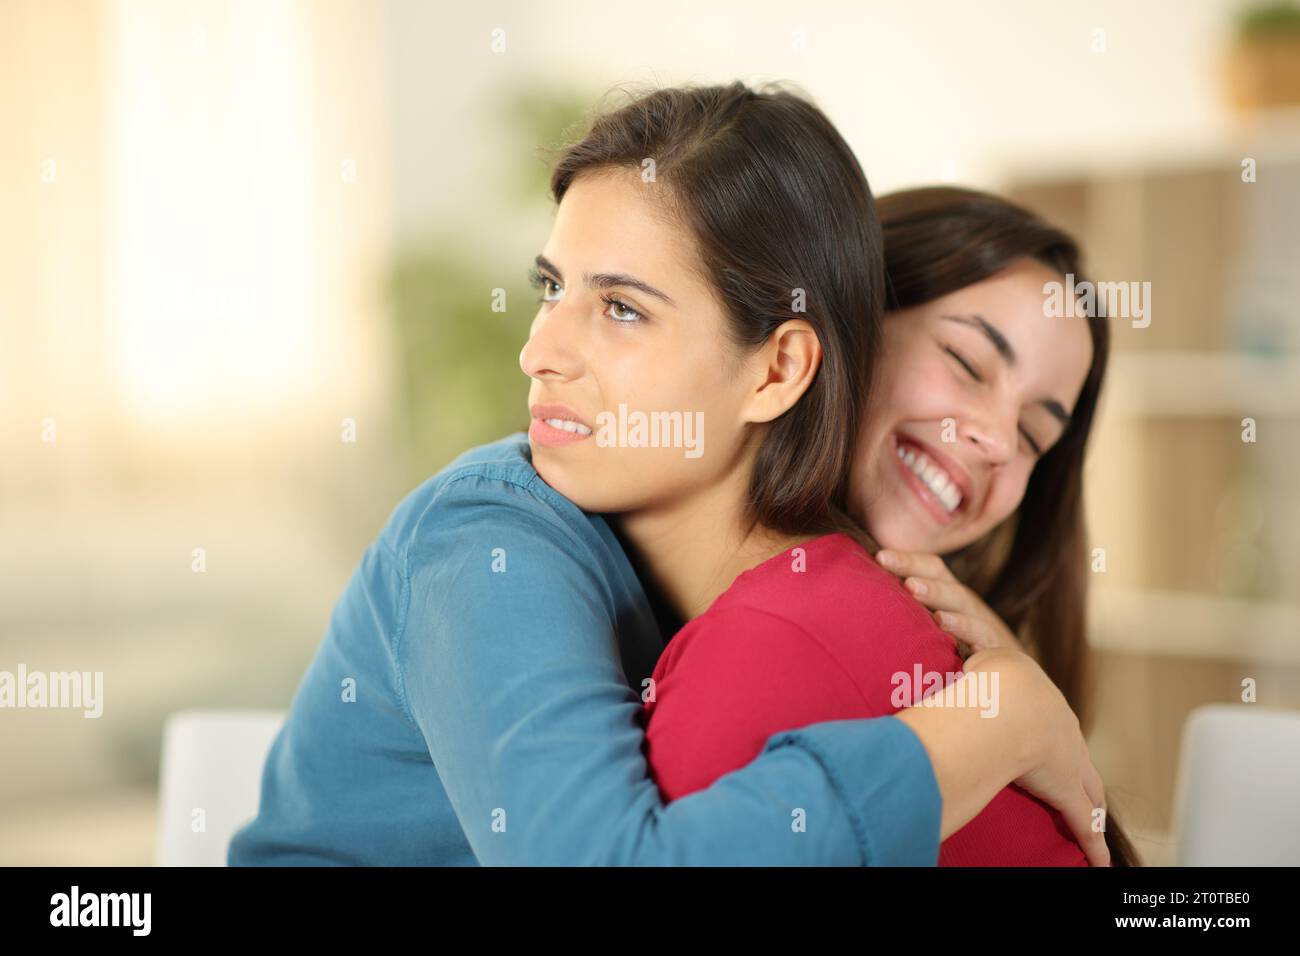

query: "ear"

left=741, top=319, right=822, bottom=424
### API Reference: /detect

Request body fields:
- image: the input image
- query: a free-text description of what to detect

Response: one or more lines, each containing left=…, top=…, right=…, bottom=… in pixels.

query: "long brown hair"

left=550, top=81, right=881, bottom=549
left=877, top=185, right=1137, bottom=866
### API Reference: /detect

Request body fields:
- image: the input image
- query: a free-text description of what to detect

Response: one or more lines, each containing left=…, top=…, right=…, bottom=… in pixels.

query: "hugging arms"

left=230, top=440, right=1105, bottom=865
left=230, top=81, right=1121, bottom=867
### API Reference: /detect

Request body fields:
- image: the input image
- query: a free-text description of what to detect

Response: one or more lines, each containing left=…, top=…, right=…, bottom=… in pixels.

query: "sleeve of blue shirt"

left=395, top=469, right=941, bottom=866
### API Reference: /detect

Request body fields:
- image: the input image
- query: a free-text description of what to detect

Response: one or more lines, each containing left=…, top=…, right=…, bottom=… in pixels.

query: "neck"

left=614, top=464, right=812, bottom=621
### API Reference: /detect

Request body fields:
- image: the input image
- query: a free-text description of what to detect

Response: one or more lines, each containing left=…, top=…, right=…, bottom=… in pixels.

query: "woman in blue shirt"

left=229, top=82, right=1108, bottom=867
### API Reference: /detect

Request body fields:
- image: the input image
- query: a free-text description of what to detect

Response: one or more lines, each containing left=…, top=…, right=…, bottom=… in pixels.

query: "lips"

left=530, top=403, right=591, bottom=429
left=891, top=432, right=973, bottom=523
left=529, top=403, right=594, bottom=448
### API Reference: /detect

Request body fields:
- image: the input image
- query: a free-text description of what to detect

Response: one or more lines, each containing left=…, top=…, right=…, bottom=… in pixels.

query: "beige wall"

left=0, top=0, right=398, bottom=863
left=2, top=0, right=1293, bottom=865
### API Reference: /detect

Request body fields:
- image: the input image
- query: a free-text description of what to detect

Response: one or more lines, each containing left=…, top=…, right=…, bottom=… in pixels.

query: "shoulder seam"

left=388, top=466, right=610, bottom=726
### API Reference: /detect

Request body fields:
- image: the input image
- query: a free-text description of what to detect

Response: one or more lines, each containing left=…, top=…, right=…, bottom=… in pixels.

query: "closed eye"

left=1019, top=426, right=1044, bottom=457
left=944, top=346, right=982, bottom=383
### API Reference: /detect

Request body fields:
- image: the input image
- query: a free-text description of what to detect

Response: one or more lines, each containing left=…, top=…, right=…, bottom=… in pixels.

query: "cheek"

left=602, top=345, right=720, bottom=415
left=588, top=336, right=680, bottom=422
left=848, top=356, right=954, bottom=513
left=980, top=469, right=1032, bottom=530
left=669, top=333, right=750, bottom=427
left=846, top=429, right=892, bottom=527
left=878, top=353, right=958, bottom=419
left=846, top=420, right=875, bottom=509
left=594, top=335, right=746, bottom=478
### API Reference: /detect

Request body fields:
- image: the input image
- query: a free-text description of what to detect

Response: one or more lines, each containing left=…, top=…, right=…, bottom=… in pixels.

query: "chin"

left=868, top=496, right=953, bottom=554
left=532, top=455, right=587, bottom=505
left=874, top=524, right=941, bottom=554
left=534, top=462, right=626, bottom=514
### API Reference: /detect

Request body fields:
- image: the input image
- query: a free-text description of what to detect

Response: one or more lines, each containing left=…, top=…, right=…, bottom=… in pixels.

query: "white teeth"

left=545, top=418, right=592, bottom=436
left=897, top=442, right=963, bottom=513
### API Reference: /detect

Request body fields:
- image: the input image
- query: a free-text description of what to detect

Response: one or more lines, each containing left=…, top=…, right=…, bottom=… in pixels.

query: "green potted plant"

left=1226, top=2, right=1300, bottom=110
left=385, top=85, right=593, bottom=485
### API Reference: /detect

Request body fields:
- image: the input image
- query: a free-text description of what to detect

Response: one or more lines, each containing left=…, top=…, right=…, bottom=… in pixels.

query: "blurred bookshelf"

left=1092, top=589, right=1300, bottom=664
left=1006, top=124, right=1300, bottom=854
left=1104, top=351, right=1300, bottom=418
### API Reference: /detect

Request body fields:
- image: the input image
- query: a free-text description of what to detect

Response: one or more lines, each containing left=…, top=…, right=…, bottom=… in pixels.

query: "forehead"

left=547, top=167, right=727, bottom=322
left=549, top=168, right=694, bottom=274
left=931, top=258, right=1094, bottom=409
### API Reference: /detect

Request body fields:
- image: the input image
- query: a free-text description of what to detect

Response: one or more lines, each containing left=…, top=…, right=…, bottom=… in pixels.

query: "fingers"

left=902, top=574, right=970, bottom=616
left=932, top=610, right=1004, bottom=653
left=1070, top=738, right=1110, bottom=866
left=901, top=575, right=1025, bottom=654
left=1080, top=750, right=1107, bottom=817
left=876, top=549, right=952, bottom=582
left=902, top=577, right=999, bottom=645
left=1079, top=745, right=1110, bottom=859
left=1059, top=786, right=1112, bottom=868
left=898, top=575, right=989, bottom=653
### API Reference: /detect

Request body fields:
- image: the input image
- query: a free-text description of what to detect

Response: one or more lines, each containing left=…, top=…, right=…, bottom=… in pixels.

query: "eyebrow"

left=940, top=313, right=1073, bottom=428
left=534, top=254, right=677, bottom=309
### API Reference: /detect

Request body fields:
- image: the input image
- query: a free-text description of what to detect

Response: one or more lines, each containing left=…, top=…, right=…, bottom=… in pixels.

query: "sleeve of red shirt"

left=644, top=604, right=872, bottom=802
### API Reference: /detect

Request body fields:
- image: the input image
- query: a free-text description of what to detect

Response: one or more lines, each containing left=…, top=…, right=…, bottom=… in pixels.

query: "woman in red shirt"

left=644, top=533, right=1087, bottom=865
left=644, top=188, right=1135, bottom=866
left=515, top=75, right=1113, bottom=865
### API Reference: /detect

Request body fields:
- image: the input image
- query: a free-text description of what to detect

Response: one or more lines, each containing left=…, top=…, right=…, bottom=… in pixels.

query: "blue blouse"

left=228, top=433, right=941, bottom=865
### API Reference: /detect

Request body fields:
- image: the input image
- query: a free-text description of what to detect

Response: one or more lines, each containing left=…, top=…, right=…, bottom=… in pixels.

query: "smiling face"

left=848, top=257, right=1094, bottom=555
left=519, top=167, right=764, bottom=515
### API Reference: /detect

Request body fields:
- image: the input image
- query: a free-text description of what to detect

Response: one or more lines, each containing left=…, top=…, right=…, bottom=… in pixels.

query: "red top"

left=643, top=532, right=1088, bottom=866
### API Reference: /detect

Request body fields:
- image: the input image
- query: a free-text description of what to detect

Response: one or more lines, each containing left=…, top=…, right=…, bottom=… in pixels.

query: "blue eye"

left=602, top=295, right=645, bottom=324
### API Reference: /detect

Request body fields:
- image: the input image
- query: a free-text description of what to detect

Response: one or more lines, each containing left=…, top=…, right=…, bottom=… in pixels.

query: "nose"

left=956, top=400, right=1017, bottom=465
left=519, top=300, right=583, bottom=383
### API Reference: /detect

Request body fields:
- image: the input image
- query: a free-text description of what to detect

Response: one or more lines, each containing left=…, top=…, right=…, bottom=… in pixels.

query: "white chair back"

left=155, top=709, right=286, bottom=866
left=1173, top=704, right=1300, bottom=866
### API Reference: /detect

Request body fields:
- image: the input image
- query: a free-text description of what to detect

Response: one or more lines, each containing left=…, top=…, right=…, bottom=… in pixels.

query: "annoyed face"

left=519, top=166, right=761, bottom=515
left=848, top=257, right=1094, bottom=555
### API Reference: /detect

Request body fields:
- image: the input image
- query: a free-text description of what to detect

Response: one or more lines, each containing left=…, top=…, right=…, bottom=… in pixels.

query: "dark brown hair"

left=877, top=185, right=1138, bottom=866
left=550, top=81, right=881, bottom=548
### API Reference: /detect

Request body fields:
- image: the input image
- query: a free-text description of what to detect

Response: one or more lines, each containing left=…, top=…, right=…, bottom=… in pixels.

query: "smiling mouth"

left=540, top=418, right=592, bottom=436
left=893, top=436, right=965, bottom=516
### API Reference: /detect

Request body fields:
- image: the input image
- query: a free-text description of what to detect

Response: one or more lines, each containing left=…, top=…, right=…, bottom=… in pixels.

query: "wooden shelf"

left=1102, top=351, right=1300, bottom=418
left=999, top=108, right=1300, bottom=185
left=1091, top=587, right=1300, bottom=664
